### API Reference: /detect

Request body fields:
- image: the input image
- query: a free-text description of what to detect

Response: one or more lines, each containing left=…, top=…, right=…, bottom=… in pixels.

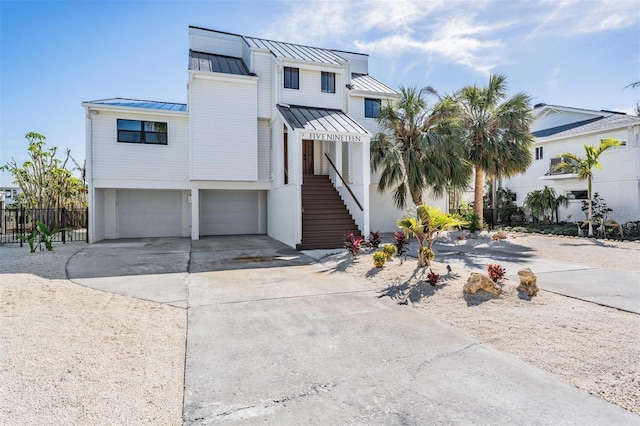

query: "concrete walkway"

left=67, top=236, right=640, bottom=424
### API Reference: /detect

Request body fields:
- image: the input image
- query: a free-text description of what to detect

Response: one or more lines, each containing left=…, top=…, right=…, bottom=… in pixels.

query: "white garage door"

left=200, top=190, right=266, bottom=235
left=117, top=189, right=183, bottom=238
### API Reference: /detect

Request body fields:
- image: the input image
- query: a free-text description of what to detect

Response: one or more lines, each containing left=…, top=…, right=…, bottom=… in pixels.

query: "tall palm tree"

left=371, top=86, right=471, bottom=209
left=555, top=138, right=621, bottom=237
left=438, top=74, right=534, bottom=223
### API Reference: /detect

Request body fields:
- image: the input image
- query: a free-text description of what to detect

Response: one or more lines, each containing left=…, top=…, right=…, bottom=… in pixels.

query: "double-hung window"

left=284, top=67, right=299, bottom=89
left=535, top=146, right=543, bottom=160
left=117, top=119, right=168, bottom=145
left=321, top=71, right=335, bottom=93
left=364, top=98, right=381, bottom=118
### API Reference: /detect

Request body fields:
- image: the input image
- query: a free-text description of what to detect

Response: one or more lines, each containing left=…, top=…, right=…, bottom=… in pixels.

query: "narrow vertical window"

left=284, top=67, right=299, bottom=89
left=364, top=98, right=381, bottom=118
left=283, top=131, right=289, bottom=185
left=535, top=146, right=543, bottom=160
left=321, top=71, right=335, bottom=93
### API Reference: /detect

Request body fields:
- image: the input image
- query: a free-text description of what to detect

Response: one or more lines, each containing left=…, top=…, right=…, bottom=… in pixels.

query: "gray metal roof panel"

left=85, top=98, right=187, bottom=112
left=244, top=36, right=346, bottom=65
left=189, top=51, right=250, bottom=76
left=351, top=73, right=397, bottom=95
left=277, top=104, right=369, bottom=134
left=535, top=114, right=640, bottom=140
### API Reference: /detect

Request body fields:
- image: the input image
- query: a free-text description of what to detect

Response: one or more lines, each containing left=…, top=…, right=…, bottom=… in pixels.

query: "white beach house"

left=503, top=104, right=640, bottom=224
left=82, top=26, right=418, bottom=249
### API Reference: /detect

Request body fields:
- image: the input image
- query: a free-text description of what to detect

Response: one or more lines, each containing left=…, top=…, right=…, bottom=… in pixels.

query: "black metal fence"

left=0, top=207, right=88, bottom=245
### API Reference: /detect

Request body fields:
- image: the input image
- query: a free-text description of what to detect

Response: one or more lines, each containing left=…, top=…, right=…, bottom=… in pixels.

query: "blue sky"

left=1, top=0, right=639, bottom=168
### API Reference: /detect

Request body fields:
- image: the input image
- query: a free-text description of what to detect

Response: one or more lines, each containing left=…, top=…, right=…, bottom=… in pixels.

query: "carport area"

left=66, top=236, right=638, bottom=424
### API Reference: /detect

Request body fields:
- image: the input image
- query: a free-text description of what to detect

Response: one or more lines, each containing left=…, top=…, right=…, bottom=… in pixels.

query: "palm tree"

left=371, top=86, right=471, bottom=209
left=397, top=203, right=467, bottom=267
left=554, top=138, right=621, bottom=237
left=524, top=186, right=568, bottom=223
left=438, top=74, right=534, bottom=223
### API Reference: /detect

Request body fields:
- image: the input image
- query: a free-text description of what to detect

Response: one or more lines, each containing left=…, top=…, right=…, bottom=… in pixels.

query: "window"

left=117, top=119, right=167, bottom=145
left=535, top=146, right=543, bottom=160
left=365, top=98, right=381, bottom=118
left=566, top=190, right=588, bottom=200
left=547, top=156, right=575, bottom=175
left=321, top=71, right=335, bottom=93
left=284, top=67, right=299, bottom=89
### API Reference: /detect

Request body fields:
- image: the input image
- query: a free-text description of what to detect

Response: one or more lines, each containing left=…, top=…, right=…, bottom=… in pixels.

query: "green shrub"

left=372, top=251, right=387, bottom=268
left=382, top=243, right=397, bottom=260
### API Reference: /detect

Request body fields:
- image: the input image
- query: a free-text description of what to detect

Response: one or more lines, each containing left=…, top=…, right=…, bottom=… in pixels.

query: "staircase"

left=297, top=174, right=362, bottom=250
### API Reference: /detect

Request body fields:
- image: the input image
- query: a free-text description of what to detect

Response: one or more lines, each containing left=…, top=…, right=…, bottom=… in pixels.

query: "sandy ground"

left=0, top=242, right=186, bottom=425
left=318, top=233, right=640, bottom=415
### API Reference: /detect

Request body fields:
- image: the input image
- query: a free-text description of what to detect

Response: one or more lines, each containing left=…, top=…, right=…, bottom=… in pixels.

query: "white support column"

left=334, top=141, right=343, bottom=188
left=190, top=187, right=199, bottom=240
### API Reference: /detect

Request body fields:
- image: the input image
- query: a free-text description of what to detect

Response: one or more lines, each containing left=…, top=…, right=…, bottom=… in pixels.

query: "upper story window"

left=117, top=119, right=167, bottom=145
left=321, top=71, right=335, bottom=93
left=535, top=146, right=543, bottom=160
left=365, top=98, right=381, bottom=118
left=284, top=67, right=299, bottom=90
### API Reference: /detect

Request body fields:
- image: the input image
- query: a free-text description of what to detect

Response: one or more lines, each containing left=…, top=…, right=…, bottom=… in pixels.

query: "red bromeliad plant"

left=344, top=232, right=364, bottom=258
left=487, top=263, right=506, bottom=282
left=427, top=268, right=440, bottom=286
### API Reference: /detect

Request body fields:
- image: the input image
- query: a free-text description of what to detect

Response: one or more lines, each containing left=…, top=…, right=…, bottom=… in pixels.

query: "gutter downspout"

left=84, top=106, right=94, bottom=243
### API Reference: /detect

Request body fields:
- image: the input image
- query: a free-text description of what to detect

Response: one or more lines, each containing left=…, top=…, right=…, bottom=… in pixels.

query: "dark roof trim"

left=532, top=116, right=605, bottom=137
left=189, top=50, right=252, bottom=76
left=277, top=104, right=369, bottom=134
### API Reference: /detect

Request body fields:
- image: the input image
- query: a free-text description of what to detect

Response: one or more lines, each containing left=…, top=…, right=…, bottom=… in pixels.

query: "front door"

left=302, top=139, right=314, bottom=175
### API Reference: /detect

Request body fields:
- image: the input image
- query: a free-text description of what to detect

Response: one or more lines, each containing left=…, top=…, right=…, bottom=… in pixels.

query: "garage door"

left=200, top=190, right=266, bottom=235
left=117, top=189, right=183, bottom=238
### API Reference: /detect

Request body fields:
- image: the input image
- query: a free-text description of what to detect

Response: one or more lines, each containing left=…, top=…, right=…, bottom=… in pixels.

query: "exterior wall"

left=267, top=185, right=298, bottom=247
left=92, top=188, right=105, bottom=242
left=253, top=52, right=272, bottom=119
left=189, top=28, right=243, bottom=57
left=280, top=68, right=343, bottom=110
left=337, top=51, right=368, bottom=74
left=369, top=186, right=449, bottom=232
left=348, top=95, right=382, bottom=136
left=189, top=74, right=258, bottom=181
left=257, top=119, right=271, bottom=182
left=89, top=110, right=189, bottom=184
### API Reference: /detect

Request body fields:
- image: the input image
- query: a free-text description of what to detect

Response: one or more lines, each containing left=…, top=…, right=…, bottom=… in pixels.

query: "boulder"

left=517, top=268, right=539, bottom=296
left=464, top=272, right=502, bottom=296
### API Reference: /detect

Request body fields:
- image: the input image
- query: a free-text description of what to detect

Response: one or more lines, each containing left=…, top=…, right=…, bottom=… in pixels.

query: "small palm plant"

left=397, top=204, right=467, bottom=267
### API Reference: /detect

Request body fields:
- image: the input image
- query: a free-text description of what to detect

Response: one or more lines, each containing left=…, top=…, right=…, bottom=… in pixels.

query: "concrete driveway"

left=67, top=236, right=639, bottom=424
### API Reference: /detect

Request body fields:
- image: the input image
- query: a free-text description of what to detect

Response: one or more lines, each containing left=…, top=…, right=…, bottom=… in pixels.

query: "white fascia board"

left=92, top=179, right=191, bottom=189
left=280, top=58, right=346, bottom=73
left=189, top=70, right=258, bottom=84
left=190, top=180, right=271, bottom=190
left=535, top=122, right=640, bottom=144
left=348, top=91, right=397, bottom=99
left=81, top=103, right=188, bottom=118
left=533, top=105, right=610, bottom=118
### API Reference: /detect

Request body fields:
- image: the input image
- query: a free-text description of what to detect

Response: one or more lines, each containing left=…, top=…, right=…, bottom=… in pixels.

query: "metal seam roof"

left=189, top=51, right=250, bottom=76
left=244, top=36, right=347, bottom=65
left=277, top=104, right=369, bottom=134
left=535, top=114, right=640, bottom=139
left=351, top=73, right=397, bottom=95
left=84, top=98, right=187, bottom=112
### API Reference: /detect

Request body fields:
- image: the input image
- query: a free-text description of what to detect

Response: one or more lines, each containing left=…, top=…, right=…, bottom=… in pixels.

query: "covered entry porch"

left=270, top=104, right=371, bottom=249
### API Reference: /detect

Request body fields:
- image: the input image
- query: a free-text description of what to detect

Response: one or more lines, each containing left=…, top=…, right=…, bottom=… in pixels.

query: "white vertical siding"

left=189, top=28, right=243, bottom=57
left=258, top=119, right=270, bottom=181
left=281, top=68, right=342, bottom=110
left=336, top=51, right=368, bottom=74
left=90, top=111, right=189, bottom=182
left=253, top=52, right=272, bottom=118
left=189, top=76, right=258, bottom=181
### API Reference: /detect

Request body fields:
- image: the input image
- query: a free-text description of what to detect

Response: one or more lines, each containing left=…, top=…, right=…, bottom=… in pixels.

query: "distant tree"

left=437, top=74, right=534, bottom=224
left=371, top=86, right=471, bottom=209
left=1, top=132, right=87, bottom=210
left=554, top=138, right=621, bottom=237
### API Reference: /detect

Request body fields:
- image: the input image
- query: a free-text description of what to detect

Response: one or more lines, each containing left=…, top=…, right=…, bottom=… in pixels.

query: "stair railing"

left=324, top=153, right=363, bottom=211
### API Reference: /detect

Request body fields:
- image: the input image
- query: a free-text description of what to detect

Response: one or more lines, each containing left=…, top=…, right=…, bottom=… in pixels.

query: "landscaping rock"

left=517, top=268, right=539, bottom=296
left=463, top=272, right=502, bottom=296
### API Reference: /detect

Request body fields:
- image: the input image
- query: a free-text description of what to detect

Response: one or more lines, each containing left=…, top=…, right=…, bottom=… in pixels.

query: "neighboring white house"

left=83, top=26, right=437, bottom=248
left=503, top=104, right=640, bottom=224
left=0, top=175, right=20, bottom=207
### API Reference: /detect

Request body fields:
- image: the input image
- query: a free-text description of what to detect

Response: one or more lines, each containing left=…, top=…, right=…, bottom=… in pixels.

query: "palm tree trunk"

left=587, top=178, right=593, bottom=237
left=474, top=166, right=484, bottom=224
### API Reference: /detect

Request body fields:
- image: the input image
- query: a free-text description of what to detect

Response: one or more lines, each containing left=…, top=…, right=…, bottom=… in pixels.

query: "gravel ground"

left=318, top=233, right=640, bottom=415
left=0, top=242, right=186, bottom=425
